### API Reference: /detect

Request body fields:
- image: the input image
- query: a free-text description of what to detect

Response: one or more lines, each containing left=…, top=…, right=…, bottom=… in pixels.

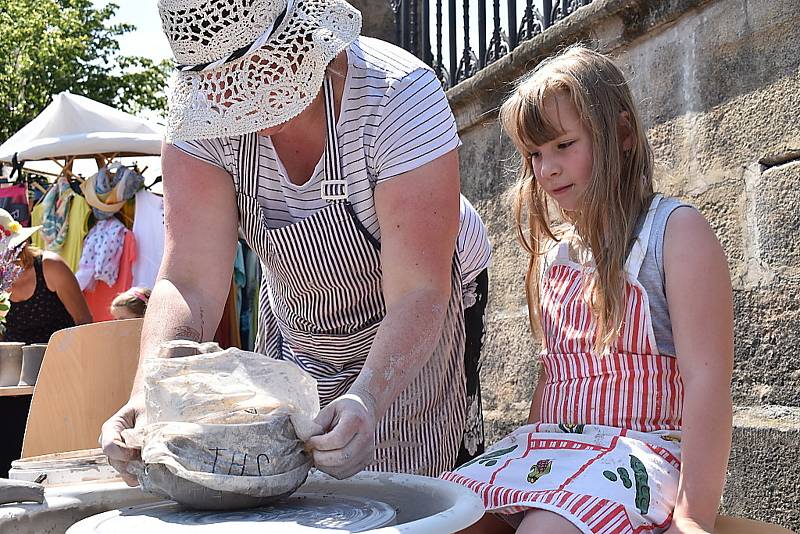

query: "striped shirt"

left=174, top=36, right=491, bottom=285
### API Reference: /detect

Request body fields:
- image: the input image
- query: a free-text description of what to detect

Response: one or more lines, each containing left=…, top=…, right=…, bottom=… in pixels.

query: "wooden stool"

left=22, top=319, right=143, bottom=458
left=716, top=515, right=795, bottom=534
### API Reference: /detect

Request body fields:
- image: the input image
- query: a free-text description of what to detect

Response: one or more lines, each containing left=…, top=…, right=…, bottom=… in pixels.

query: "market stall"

left=0, top=92, right=165, bottom=477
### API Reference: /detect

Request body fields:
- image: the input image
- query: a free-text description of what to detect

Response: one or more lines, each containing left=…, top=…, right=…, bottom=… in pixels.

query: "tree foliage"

left=0, top=0, right=171, bottom=141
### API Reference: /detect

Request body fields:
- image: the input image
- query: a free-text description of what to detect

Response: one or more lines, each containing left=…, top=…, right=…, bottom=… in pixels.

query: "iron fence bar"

left=457, top=0, right=475, bottom=82
left=422, top=0, right=433, bottom=65
left=434, top=0, right=450, bottom=88
left=395, top=0, right=594, bottom=88
left=518, top=0, right=541, bottom=43
left=543, top=0, right=552, bottom=27
left=448, top=0, right=457, bottom=87
left=523, top=0, right=532, bottom=38
left=478, top=0, right=486, bottom=68
left=508, top=0, right=517, bottom=50
left=392, top=0, right=402, bottom=48
left=410, top=0, right=418, bottom=57
left=491, top=0, right=501, bottom=60
left=401, top=0, right=410, bottom=49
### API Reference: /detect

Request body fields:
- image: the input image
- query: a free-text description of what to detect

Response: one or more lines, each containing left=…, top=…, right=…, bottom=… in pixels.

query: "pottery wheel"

left=67, top=493, right=397, bottom=533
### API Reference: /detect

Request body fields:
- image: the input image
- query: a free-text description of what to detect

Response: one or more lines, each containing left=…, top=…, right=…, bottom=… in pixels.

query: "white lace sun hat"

left=158, top=0, right=362, bottom=141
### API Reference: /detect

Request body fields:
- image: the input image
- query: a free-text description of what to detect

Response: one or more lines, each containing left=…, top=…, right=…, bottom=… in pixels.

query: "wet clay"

left=131, top=341, right=320, bottom=510
left=0, top=478, right=45, bottom=504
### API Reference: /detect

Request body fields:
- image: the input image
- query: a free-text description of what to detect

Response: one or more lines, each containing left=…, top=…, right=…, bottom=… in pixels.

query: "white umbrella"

left=0, top=91, right=163, bottom=163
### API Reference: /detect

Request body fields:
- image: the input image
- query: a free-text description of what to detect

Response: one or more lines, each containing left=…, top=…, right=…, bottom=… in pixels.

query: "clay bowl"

left=139, top=415, right=312, bottom=510
left=0, top=342, right=25, bottom=387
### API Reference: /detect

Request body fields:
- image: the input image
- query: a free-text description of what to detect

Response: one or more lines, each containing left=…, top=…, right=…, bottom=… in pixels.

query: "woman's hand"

left=99, top=396, right=145, bottom=486
left=306, top=390, right=378, bottom=479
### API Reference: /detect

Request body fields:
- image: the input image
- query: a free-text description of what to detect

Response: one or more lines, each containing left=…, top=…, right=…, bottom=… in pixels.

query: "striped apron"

left=442, top=195, right=685, bottom=533
left=230, top=78, right=467, bottom=477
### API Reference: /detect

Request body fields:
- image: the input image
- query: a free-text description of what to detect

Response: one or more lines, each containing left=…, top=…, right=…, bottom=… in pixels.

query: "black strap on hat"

left=176, top=0, right=292, bottom=73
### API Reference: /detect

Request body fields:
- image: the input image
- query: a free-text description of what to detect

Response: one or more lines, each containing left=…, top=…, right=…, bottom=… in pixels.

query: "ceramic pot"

left=19, top=344, right=47, bottom=386
left=0, top=342, right=25, bottom=387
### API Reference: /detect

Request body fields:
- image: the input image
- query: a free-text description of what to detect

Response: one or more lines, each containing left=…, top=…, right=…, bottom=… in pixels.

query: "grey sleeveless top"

left=633, top=196, right=692, bottom=357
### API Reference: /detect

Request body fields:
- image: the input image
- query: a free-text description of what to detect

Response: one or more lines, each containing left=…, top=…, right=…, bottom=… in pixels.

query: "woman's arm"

left=101, top=142, right=239, bottom=485
left=130, top=142, right=240, bottom=394
left=663, top=207, right=734, bottom=532
left=354, top=148, right=461, bottom=414
left=41, top=252, right=92, bottom=324
left=308, top=149, right=461, bottom=478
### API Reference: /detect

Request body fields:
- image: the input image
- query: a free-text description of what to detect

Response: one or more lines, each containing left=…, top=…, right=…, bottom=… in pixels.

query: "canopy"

left=0, top=92, right=163, bottom=163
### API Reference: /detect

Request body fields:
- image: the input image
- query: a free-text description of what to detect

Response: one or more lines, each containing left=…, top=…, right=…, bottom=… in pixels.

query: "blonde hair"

left=500, top=45, right=654, bottom=353
left=17, top=243, right=42, bottom=270
left=110, top=287, right=151, bottom=318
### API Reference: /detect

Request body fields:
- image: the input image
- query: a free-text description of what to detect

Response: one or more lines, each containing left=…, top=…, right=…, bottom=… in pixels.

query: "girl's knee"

left=517, top=509, right=582, bottom=534
left=456, top=512, right=516, bottom=534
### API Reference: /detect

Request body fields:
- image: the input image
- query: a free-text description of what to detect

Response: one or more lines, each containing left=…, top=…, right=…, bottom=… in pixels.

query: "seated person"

left=2, top=209, right=92, bottom=344
left=110, top=287, right=150, bottom=320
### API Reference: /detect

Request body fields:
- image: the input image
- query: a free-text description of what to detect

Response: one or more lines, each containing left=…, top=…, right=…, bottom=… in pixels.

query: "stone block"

left=723, top=406, right=800, bottom=530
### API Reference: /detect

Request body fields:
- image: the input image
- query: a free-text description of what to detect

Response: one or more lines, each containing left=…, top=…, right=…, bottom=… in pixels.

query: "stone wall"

left=346, top=0, right=395, bottom=43
left=445, top=0, right=800, bottom=528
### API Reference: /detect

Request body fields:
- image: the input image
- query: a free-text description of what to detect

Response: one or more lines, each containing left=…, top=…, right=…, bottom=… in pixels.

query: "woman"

left=1, top=209, right=92, bottom=344
left=101, top=0, right=491, bottom=482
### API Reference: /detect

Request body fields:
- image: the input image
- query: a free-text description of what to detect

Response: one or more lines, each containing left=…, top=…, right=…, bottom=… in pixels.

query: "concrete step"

left=723, top=405, right=800, bottom=531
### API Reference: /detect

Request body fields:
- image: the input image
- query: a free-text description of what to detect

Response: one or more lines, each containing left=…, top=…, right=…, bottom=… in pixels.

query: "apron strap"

left=625, top=194, right=663, bottom=280
left=321, top=76, right=348, bottom=203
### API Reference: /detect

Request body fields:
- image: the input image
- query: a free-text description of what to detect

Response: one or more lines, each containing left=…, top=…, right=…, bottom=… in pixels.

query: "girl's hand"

left=664, top=516, right=713, bottom=534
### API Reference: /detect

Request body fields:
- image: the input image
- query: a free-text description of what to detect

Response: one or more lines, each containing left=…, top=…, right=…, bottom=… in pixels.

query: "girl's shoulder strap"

left=625, top=194, right=665, bottom=279
left=539, top=233, right=572, bottom=283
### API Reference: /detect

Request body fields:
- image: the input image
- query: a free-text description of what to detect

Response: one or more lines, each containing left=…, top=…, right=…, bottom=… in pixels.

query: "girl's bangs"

left=507, top=81, right=567, bottom=152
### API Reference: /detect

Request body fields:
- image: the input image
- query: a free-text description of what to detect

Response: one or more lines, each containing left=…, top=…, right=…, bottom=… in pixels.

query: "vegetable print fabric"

left=443, top=423, right=681, bottom=533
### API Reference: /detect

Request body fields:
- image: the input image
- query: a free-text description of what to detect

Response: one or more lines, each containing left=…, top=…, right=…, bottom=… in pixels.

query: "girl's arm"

left=527, top=364, right=547, bottom=424
left=663, top=207, right=734, bottom=532
left=42, top=252, right=93, bottom=324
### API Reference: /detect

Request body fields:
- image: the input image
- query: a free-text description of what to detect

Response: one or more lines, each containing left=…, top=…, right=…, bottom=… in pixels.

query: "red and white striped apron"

left=443, top=195, right=685, bottom=533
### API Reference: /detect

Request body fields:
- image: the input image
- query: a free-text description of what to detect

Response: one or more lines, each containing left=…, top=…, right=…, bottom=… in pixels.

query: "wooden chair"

left=21, top=319, right=143, bottom=458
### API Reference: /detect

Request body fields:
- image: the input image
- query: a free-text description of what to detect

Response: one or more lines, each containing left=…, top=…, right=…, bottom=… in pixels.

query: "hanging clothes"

left=30, top=202, right=45, bottom=249
left=39, top=176, right=72, bottom=250
left=0, top=185, right=31, bottom=226
left=59, top=194, right=92, bottom=273
left=213, top=277, right=241, bottom=349
left=76, top=218, right=127, bottom=290
left=82, top=164, right=144, bottom=221
left=32, top=182, right=91, bottom=272
left=233, top=242, right=245, bottom=322
left=131, top=190, right=165, bottom=289
left=118, top=197, right=136, bottom=231
left=240, top=241, right=261, bottom=352
left=83, top=230, right=137, bottom=322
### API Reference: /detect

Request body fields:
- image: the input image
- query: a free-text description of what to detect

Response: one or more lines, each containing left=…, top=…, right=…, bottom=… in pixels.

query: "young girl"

left=110, top=287, right=150, bottom=320
left=442, top=47, right=733, bottom=534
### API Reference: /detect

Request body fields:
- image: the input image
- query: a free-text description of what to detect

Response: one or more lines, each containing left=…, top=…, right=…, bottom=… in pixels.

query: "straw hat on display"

left=158, top=0, right=362, bottom=141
